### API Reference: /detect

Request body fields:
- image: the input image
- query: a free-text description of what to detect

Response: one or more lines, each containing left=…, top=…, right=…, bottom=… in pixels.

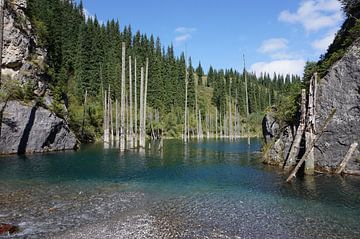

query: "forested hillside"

left=27, top=0, right=301, bottom=141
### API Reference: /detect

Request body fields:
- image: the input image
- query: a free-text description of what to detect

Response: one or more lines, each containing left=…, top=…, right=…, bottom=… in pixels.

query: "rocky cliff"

left=263, top=39, right=360, bottom=172
left=0, top=0, right=78, bottom=154
left=314, top=39, right=360, bottom=172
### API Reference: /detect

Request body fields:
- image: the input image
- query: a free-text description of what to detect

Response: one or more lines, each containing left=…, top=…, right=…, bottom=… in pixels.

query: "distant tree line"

left=26, top=0, right=302, bottom=141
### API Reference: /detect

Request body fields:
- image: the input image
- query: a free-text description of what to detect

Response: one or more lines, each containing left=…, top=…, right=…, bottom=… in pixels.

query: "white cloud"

left=311, top=29, right=338, bottom=51
left=258, top=38, right=288, bottom=54
left=175, top=27, right=197, bottom=34
left=251, top=59, right=306, bottom=77
left=174, top=26, right=197, bottom=45
left=175, top=34, right=192, bottom=44
left=278, top=0, right=343, bottom=32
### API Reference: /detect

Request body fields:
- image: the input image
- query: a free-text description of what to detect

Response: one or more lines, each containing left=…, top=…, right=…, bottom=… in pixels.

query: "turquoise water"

left=0, top=139, right=360, bottom=238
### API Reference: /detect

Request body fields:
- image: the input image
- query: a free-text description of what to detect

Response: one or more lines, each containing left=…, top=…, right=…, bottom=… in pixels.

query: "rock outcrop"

left=314, top=39, right=360, bottom=172
left=262, top=108, right=295, bottom=166
left=262, top=39, right=360, bottom=172
left=0, top=0, right=78, bottom=154
left=0, top=101, right=77, bottom=154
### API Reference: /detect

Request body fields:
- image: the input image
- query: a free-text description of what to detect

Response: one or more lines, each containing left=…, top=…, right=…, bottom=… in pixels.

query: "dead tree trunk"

left=286, top=109, right=336, bottom=183
left=0, top=0, right=4, bottom=87
left=336, top=142, right=358, bottom=174
left=215, top=108, right=218, bottom=139
left=284, top=89, right=307, bottom=170
left=139, top=67, right=145, bottom=148
left=198, top=110, right=203, bottom=139
left=142, top=58, right=149, bottom=145
left=81, top=90, right=87, bottom=140
left=120, top=42, right=126, bottom=151
left=134, top=58, right=138, bottom=148
left=115, top=99, right=119, bottom=142
left=129, top=56, right=133, bottom=148
left=184, top=62, right=188, bottom=143
left=104, top=90, right=109, bottom=143
left=305, top=74, right=317, bottom=175
left=243, top=55, right=249, bottom=118
left=110, top=97, right=114, bottom=144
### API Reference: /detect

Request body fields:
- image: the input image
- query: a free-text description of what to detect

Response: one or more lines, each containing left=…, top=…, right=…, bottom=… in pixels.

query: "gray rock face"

left=262, top=111, right=295, bottom=166
left=0, top=101, right=77, bottom=154
left=2, top=0, right=47, bottom=89
left=315, top=40, right=360, bottom=172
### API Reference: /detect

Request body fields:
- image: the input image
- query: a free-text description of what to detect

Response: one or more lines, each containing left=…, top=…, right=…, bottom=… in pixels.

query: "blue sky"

left=80, top=0, right=345, bottom=76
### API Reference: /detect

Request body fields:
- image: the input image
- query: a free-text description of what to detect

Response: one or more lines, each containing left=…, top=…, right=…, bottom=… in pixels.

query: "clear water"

left=0, top=139, right=360, bottom=238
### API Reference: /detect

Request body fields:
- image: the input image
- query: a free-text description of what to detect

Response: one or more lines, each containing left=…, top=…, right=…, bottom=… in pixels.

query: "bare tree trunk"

left=305, top=74, right=317, bottom=175
left=198, top=110, right=203, bottom=140
left=115, top=99, right=119, bottom=142
left=0, top=0, right=4, bottom=87
left=120, top=42, right=126, bottom=151
left=143, top=58, right=149, bottom=146
left=184, top=62, right=188, bottom=143
left=243, top=55, right=249, bottom=118
left=206, top=112, right=210, bottom=139
left=229, top=79, right=233, bottom=140
left=336, top=142, right=358, bottom=174
left=104, top=90, right=109, bottom=144
left=139, top=67, right=145, bottom=148
left=134, top=58, right=138, bottom=148
left=81, top=90, right=87, bottom=140
left=110, top=97, right=114, bottom=144
left=286, top=109, right=336, bottom=183
left=215, top=108, right=218, bottom=139
left=284, top=89, right=307, bottom=170
left=129, top=56, right=133, bottom=148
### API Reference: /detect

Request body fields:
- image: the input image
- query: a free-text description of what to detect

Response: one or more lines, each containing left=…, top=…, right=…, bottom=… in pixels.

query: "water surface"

left=0, top=139, right=359, bottom=238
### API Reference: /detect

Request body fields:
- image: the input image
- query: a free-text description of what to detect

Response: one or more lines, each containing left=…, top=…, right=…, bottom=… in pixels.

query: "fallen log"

left=335, top=142, right=358, bottom=174
left=286, top=109, right=336, bottom=183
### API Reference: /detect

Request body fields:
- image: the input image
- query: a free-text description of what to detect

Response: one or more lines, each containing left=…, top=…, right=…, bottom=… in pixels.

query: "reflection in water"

left=0, top=139, right=359, bottom=238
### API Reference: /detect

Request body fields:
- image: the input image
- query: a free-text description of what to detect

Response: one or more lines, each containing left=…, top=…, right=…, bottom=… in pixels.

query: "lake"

left=0, top=139, right=360, bottom=238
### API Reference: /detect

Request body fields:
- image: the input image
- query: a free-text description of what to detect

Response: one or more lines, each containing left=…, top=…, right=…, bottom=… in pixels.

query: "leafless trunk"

left=134, top=58, right=138, bottom=148
left=286, top=109, right=336, bottom=183
left=0, top=0, right=4, bottom=87
left=305, top=74, right=317, bottom=175
left=129, top=56, right=134, bottom=148
left=206, top=111, right=210, bottom=139
left=120, top=42, right=126, bottom=151
left=184, top=62, right=188, bottom=143
left=198, top=110, right=203, bottom=140
left=243, top=55, right=249, bottom=118
left=110, top=96, right=114, bottom=144
left=229, top=86, right=233, bottom=140
left=284, top=89, right=307, bottom=170
left=81, top=90, right=87, bottom=139
left=104, top=90, right=109, bottom=144
left=142, top=58, right=149, bottom=146
left=215, top=108, right=218, bottom=139
left=336, top=142, right=358, bottom=174
left=115, top=99, right=119, bottom=142
left=139, top=67, right=145, bottom=148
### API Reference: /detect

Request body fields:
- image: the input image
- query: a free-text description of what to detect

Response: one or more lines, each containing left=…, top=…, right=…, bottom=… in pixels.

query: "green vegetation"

left=26, top=0, right=301, bottom=141
left=307, top=1, right=360, bottom=80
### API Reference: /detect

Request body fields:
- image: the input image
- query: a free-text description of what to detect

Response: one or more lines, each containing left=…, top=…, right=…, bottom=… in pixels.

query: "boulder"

left=0, top=101, right=77, bottom=154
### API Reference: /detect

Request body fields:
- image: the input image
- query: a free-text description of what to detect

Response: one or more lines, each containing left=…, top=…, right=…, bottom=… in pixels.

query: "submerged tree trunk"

left=142, top=58, right=149, bottom=146
left=336, top=142, right=358, bottom=174
left=115, top=99, right=119, bottom=142
left=0, top=0, right=4, bottom=87
left=134, top=58, right=138, bottom=148
left=139, top=67, right=145, bottom=148
left=129, top=56, right=134, bottom=148
left=284, top=89, right=307, bottom=170
left=120, top=42, right=126, bottom=151
left=286, top=109, right=336, bottom=183
left=104, top=90, right=109, bottom=144
left=305, top=74, right=317, bottom=175
left=184, top=63, right=188, bottom=143
left=81, top=90, right=87, bottom=140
